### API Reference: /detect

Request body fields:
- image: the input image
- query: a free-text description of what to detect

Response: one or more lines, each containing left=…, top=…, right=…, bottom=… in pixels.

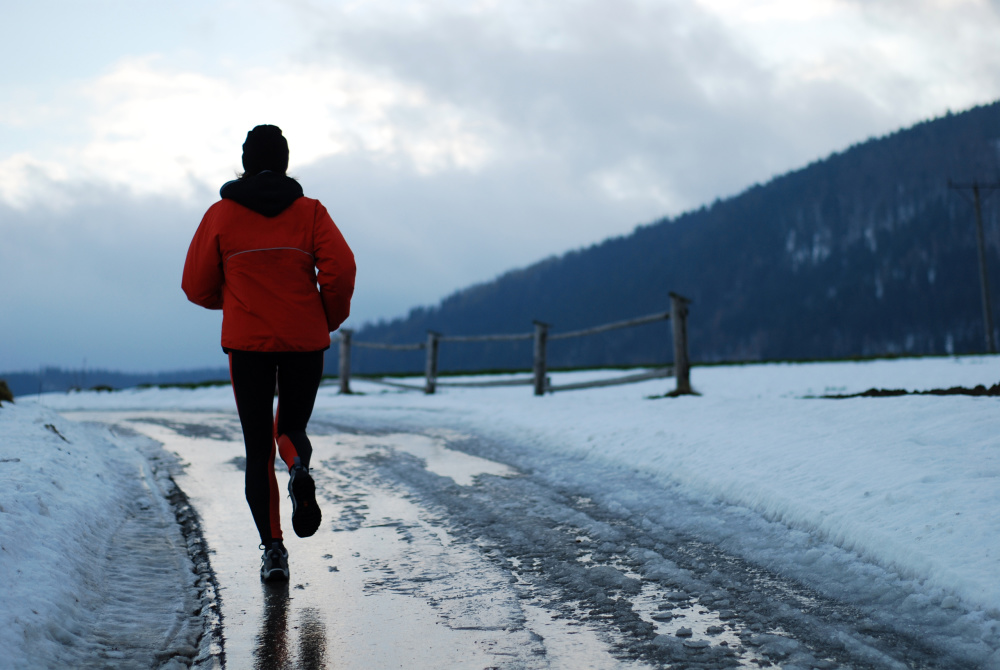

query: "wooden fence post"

left=339, top=329, right=352, bottom=394
left=425, top=331, right=440, bottom=394
left=670, top=293, right=692, bottom=394
left=533, top=321, right=549, bottom=396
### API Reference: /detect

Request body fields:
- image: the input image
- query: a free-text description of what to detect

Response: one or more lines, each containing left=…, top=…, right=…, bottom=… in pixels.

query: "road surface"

left=68, top=409, right=979, bottom=669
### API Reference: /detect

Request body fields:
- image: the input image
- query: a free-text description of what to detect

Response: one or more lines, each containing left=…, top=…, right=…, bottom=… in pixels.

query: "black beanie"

left=242, top=125, right=289, bottom=176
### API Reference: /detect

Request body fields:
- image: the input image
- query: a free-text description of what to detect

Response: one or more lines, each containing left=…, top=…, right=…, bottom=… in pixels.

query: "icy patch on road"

left=342, top=431, right=518, bottom=486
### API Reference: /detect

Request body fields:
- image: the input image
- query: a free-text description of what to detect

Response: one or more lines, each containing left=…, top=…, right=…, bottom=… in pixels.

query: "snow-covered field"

left=6, top=354, right=1000, bottom=666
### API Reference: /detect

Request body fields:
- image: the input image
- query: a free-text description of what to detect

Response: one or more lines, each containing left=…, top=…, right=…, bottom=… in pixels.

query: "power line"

left=948, top=179, right=1000, bottom=354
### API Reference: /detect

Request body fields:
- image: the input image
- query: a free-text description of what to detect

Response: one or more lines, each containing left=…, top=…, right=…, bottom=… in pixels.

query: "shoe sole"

left=290, top=470, right=322, bottom=538
left=261, top=567, right=289, bottom=582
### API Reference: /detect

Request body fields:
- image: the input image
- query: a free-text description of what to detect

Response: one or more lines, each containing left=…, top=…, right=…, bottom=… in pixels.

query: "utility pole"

left=949, top=180, right=1000, bottom=354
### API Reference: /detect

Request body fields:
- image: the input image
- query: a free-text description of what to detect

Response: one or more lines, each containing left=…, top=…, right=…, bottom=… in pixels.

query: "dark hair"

left=242, top=125, right=289, bottom=177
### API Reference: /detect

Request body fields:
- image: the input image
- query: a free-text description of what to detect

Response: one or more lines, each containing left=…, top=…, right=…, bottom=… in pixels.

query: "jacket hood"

left=220, top=171, right=303, bottom=217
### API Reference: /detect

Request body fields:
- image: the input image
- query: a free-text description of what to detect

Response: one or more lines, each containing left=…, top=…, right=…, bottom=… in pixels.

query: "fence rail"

left=439, top=332, right=534, bottom=343
left=438, top=376, right=534, bottom=388
left=548, top=310, right=670, bottom=341
left=352, top=341, right=426, bottom=351
left=337, top=292, right=692, bottom=396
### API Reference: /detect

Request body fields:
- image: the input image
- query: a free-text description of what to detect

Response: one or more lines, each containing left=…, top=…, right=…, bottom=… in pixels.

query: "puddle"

left=631, top=582, right=788, bottom=668
left=611, top=561, right=767, bottom=668
left=520, top=602, right=645, bottom=670
left=632, top=585, right=740, bottom=642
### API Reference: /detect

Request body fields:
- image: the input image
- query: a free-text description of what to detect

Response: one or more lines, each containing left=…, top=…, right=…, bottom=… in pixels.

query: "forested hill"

left=344, top=101, right=1000, bottom=375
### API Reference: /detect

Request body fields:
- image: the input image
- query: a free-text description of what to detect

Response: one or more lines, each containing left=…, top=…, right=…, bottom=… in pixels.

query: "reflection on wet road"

left=254, top=583, right=328, bottom=670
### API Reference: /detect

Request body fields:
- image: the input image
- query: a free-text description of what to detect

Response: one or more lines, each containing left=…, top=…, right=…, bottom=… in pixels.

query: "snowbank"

left=0, top=402, right=205, bottom=668
left=34, top=356, right=1000, bottom=616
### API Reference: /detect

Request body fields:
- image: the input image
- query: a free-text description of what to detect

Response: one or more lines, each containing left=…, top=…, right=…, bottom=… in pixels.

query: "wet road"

left=67, top=410, right=992, bottom=669
left=70, top=412, right=624, bottom=669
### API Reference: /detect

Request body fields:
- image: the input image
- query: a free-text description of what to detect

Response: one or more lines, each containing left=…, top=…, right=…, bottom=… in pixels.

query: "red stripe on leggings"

left=268, top=438, right=282, bottom=541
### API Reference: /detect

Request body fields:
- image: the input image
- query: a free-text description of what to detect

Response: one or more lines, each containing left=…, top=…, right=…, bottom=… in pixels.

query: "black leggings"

left=229, top=350, right=325, bottom=545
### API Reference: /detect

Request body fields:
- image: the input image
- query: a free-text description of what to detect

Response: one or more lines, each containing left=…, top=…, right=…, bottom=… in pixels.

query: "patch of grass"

left=815, top=384, right=1000, bottom=399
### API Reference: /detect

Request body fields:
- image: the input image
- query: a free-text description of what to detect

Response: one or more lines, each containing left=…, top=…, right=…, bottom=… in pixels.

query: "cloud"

left=0, top=55, right=504, bottom=208
left=290, top=0, right=900, bottom=205
left=699, top=0, right=1000, bottom=116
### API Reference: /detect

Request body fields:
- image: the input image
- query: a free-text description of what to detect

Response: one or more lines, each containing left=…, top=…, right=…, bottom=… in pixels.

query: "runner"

left=182, top=125, right=356, bottom=581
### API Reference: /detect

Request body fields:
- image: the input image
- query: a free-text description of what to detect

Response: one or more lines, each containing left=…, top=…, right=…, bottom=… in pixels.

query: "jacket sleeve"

left=181, top=208, right=224, bottom=310
left=313, top=202, right=356, bottom=332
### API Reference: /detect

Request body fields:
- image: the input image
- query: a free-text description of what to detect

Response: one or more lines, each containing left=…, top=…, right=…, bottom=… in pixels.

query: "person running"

left=182, top=125, right=356, bottom=581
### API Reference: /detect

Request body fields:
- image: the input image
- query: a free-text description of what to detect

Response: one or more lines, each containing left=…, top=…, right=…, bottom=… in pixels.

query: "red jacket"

left=183, top=183, right=355, bottom=353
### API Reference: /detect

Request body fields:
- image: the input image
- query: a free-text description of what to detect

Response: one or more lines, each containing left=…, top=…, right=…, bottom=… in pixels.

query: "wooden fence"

left=337, top=292, right=692, bottom=396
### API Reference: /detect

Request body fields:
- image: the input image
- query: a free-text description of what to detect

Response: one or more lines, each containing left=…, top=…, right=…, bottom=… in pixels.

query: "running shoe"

left=260, top=541, right=289, bottom=582
left=288, top=460, right=322, bottom=538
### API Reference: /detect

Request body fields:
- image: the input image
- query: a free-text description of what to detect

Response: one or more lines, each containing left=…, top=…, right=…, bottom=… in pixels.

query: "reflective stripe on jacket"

left=182, top=197, right=356, bottom=352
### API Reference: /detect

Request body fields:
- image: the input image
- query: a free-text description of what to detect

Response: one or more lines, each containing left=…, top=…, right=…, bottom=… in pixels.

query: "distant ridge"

left=1, top=367, right=230, bottom=398
left=343, top=101, right=1000, bottom=376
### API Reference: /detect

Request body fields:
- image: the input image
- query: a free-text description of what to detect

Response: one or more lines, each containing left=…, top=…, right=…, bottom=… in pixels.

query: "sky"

left=3, top=0, right=1000, bottom=373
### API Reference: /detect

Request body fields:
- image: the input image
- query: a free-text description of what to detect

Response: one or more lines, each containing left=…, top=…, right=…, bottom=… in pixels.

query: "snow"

left=0, top=402, right=206, bottom=668
left=13, top=354, right=1000, bottom=664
